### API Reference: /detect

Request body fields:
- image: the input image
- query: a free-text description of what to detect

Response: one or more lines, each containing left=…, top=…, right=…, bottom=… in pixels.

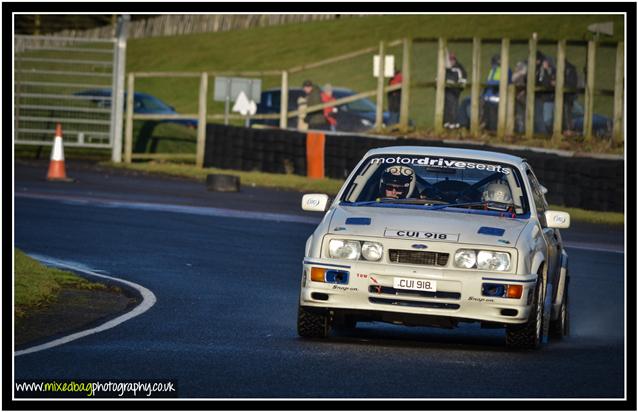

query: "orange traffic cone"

left=47, top=123, right=73, bottom=182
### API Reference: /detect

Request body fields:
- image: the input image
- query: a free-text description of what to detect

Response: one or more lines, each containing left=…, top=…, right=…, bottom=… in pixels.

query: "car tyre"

left=297, top=306, right=330, bottom=338
left=549, top=276, right=570, bottom=339
left=506, top=279, right=545, bottom=350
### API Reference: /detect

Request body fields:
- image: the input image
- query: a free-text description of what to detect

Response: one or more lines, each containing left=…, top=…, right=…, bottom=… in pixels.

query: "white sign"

left=232, top=91, right=257, bottom=116
left=373, top=55, right=395, bottom=78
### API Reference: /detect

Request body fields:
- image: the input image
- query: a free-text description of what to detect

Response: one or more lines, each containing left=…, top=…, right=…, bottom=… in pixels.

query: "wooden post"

left=583, top=40, right=597, bottom=141
left=399, top=37, right=412, bottom=132
left=195, top=72, right=208, bottom=168
left=375, top=41, right=385, bottom=131
left=280, top=70, right=289, bottom=129
left=612, top=41, right=624, bottom=143
left=505, top=84, right=516, bottom=137
left=470, top=37, right=482, bottom=136
left=124, top=73, right=134, bottom=164
left=525, top=33, right=538, bottom=139
left=552, top=39, right=566, bottom=141
left=434, top=37, right=447, bottom=134
left=496, top=38, right=510, bottom=140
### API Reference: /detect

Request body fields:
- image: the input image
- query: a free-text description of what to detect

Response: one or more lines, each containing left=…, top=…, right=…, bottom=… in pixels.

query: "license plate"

left=393, top=277, right=437, bottom=292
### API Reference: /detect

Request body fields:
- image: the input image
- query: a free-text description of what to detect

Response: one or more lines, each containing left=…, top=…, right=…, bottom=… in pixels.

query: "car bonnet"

left=328, top=204, right=530, bottom=247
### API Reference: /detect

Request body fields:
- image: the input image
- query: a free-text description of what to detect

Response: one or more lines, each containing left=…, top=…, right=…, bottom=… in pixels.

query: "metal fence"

left=14, top=22, right=128, bottom=161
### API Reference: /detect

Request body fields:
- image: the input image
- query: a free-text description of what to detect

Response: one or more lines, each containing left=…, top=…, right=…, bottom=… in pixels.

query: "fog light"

left=482, top=283, right=505, bottom=297
left=325, top=270, right=349, bottom=285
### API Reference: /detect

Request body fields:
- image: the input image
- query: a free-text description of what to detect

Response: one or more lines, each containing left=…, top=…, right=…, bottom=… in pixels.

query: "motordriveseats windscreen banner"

left=370, top=155, right=512, bottom=175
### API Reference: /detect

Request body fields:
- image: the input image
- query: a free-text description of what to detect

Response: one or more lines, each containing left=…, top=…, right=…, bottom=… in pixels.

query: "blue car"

left=251, top=87, right=392, bottom=132
left=74, top=89, right=197, bottom=128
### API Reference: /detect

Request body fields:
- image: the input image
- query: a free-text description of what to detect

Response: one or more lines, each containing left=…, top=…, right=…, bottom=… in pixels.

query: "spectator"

left=443, top=51, right=467, bottom=129
left=302, top=80, right=329, bottom=130
left=320, top=83, right=338, bottom=132
left=481, top=54, right=512, bottom=131
left=534, top=51, right=556, bottom=134
left=563, top=59, right=579, bottom=135
left=512, top=60, right=528, bottom=133
left=387, top=68, right=402, bottom=125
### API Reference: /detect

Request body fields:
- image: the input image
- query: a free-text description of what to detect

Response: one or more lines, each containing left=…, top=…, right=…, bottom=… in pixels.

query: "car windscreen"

left=340, top=154, right=530, bottom=215
left=138, top=95, right=172, bottom=111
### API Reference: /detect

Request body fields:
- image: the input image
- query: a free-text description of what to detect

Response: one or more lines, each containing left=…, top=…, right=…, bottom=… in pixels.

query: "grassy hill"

left=127, top=14, right=624, bottom=135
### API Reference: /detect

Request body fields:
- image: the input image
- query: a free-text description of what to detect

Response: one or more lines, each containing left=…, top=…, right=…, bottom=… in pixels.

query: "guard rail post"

left=375, top=40, right=385, bottom=132
left=399, top=37, right=411, bottom=133
left=196, top=72, right=208, bottom=168
left=496, top=38, right=509, bottom=140
left=525, top=33, right=538, bottom=139
left=612, top=41, right=624, bottom=143
left=124, top=73, right=135, bottom=163
left=470, top=37, right=482, bottom=136
left=552, top=39, right=566, bottom=141
left=583, top=40, right=597, bottom=141
left=434, top=37, right=447, bottom=134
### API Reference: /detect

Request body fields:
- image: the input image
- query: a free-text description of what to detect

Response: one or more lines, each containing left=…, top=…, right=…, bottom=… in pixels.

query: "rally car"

left=298, top=146, right=570, bottom=349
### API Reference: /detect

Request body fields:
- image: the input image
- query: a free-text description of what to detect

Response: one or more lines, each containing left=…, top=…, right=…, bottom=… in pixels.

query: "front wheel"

left=506, top=279, right=545, bottom=350
left=297, top=306, right=331, bottom=338
left=549, top=276, right=570, bottom=339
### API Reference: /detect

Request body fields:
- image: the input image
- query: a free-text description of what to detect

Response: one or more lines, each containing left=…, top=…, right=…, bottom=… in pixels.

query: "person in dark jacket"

left=534, top=51, right=555, bottom=134
left=302, top=80, right=329, bottom=130
left=444, top=51, right=467, bottom=129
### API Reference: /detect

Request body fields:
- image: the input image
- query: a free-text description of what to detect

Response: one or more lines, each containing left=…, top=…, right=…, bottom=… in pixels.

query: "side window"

left=526, top=168, right=548, bottom=224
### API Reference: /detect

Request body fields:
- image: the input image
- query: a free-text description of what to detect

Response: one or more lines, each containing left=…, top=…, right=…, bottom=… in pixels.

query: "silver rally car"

left=298, top=146, right=571, bottom=349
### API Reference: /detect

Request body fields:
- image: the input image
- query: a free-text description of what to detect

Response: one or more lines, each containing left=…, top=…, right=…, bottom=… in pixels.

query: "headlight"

left=454, top=249, right=476, bottom=268
left=477, top=251, right=510, bottom=271
left=329, top=239, right=361, bottom=260
left=361, top=242, right=383, bottom=261
left=454, top=249, right=511, bottom=271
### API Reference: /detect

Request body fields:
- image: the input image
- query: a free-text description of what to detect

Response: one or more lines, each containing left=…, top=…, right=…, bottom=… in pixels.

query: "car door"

left=525, top=165, right=561, bottom=294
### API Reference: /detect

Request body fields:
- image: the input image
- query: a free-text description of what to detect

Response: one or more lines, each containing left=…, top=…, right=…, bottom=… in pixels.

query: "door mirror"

left=539, top=184, right=548, bottom=195
left=302, top=194, right=330, bottom=212
left=544, top=210, right=570, bottom=229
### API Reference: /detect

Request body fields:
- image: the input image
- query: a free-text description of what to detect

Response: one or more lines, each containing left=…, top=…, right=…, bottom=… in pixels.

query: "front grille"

left=368, top=285, right=461, bottom=300
left=388, top=249, right=449, bottom=266
left=369, top=297, right=460, bottom=310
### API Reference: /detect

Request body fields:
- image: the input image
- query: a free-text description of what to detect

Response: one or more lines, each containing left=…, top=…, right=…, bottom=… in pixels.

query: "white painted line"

left=15, top=255, right=156, bottom=357
left=15, top=192, right=322, bottom=225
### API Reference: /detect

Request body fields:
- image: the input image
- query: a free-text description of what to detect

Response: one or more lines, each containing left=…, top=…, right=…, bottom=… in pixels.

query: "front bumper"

left=300, top=258, right=537, bottom=325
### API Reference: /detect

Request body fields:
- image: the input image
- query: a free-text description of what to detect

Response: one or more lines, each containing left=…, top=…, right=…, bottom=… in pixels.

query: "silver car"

left=298, top=146, right=571, bottom=349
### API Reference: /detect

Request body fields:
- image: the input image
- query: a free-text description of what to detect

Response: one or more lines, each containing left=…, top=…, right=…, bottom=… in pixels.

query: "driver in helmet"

left=482, top=182, right=512, bottom=203
left=379, top=165, right=415, bottom=199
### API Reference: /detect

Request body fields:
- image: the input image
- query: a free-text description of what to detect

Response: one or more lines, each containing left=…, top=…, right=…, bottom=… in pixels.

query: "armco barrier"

left=204, top=124, right=624, bottom=212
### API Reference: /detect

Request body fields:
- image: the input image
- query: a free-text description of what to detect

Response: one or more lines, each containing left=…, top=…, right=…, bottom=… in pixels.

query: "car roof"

left=263, top=87, right=355, bottom=94
left=75, top=88, right=153, bottom=99
left=364, top=146, right=527, bottom=167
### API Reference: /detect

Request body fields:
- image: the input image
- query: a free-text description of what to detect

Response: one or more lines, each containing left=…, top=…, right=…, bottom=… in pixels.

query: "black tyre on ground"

left=506, top=279, right=545, bottom=350
left=549, top=276, right=570, bottom=340
left=297, top=306, right=331, bottom=338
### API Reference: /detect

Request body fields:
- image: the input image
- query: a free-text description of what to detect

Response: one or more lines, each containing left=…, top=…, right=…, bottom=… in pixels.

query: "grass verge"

left=14, top=249, right=112, bottom=319
left=103, top=161, right=624, bottom=226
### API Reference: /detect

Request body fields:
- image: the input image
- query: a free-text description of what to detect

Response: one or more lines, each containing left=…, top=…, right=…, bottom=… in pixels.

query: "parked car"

left=74, top=89, right=197, bottom=128
left=457, top=96, right=612, bottom=137
left=299, top=145, right=571, bottom=349
left=250, top=87, right=392, bottom=132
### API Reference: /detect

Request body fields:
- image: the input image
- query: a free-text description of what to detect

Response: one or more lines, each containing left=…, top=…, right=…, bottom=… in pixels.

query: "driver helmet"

left=379, top=165, right=415, bottom=199
left=481, top=182, right=512, bottom=203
